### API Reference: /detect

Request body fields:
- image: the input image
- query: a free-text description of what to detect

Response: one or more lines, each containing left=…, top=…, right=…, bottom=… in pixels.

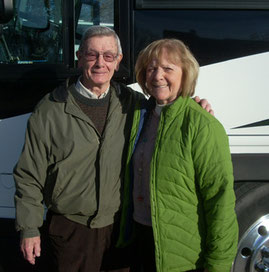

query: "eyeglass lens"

left=85, top=51, right=117, bottom=62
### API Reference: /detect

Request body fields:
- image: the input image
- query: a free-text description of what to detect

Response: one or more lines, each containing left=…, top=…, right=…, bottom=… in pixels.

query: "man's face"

left=77, top=36, right=123, bottom=92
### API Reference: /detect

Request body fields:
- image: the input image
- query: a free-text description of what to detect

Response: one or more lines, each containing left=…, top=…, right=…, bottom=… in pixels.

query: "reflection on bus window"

left=75, top=0, right=114, bottom=55
left=0, top=0, right=63, bottom=64
left=0, top=0, right=114, bottom=64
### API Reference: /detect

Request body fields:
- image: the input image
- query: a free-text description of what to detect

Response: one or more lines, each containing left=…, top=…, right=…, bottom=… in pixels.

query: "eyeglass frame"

left=83, top=50, right=119, bottom=62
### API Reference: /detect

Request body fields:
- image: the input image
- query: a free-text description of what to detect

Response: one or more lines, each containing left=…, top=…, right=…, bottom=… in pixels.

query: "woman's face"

left=146, top=48, right=183, bottom=105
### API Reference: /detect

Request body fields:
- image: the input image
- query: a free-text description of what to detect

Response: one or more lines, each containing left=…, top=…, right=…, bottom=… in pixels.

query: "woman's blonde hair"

left=135, top=39, right=199, bottom=97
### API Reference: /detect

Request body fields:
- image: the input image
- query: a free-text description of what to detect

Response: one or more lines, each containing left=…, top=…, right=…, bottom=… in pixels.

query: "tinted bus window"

left=0, top=0, right=115, bottom=64
left=134, top=10, right=269, bottom=67
left=0, top=0, right=63, bottom=64
left=136, top=0, right=269, bottom=9
left=75, top=0, right=114, bottom=55
left=0, top=0, right=115, bottom=119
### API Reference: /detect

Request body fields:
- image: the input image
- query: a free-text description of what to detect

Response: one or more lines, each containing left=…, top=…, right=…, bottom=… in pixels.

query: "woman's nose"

left=153, top=68, right=164, bottom=80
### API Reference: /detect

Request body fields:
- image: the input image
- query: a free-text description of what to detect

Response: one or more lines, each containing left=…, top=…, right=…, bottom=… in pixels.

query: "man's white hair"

left=79, top=25, right=122, bottom=55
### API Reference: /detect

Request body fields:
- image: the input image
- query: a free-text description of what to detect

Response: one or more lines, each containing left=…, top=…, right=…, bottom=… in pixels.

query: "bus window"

left=0, top=0, right=63, bottom=64
left=0, top=0, right=13, bottom=23
left=0, top=0, right=116, bottom=119
left=75, top=0, right=114, bottom=54
left=0, top=0, right=115, bottom=64
left=133, top=9, right=269, bottom=67
left=135, top=0, right=269, bottom=9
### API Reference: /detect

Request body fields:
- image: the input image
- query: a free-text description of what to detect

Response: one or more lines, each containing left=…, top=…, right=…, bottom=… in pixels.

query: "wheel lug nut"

left=262, top=247, right=269, bottom=258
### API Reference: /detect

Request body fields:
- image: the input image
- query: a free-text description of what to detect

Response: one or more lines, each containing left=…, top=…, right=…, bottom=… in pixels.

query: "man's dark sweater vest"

left=70, top=88, right=110, bottom=135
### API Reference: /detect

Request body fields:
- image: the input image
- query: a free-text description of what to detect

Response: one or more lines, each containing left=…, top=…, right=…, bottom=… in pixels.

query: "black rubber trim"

left=232, top=153, right=269, bottom=181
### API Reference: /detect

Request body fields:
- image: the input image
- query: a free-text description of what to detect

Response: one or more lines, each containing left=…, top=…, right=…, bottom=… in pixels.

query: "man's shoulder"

left=32, top=92, right=53, bottom=113
left=112, top=81, right=145, bottom=101
left=34, top=77, right=75, bottom=110
left=31, top=81, right=72, bottom=121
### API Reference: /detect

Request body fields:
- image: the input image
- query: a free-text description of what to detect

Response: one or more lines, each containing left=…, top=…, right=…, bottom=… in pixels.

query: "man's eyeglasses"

left=84, top=51, right=118, bottom=62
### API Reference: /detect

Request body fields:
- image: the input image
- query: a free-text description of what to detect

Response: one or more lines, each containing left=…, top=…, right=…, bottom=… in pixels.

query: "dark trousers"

left=131, top=222, right=204, bottom=272
left=130, top=222, right=156, bottom=272
left=46, top=212, right=131, bottom=272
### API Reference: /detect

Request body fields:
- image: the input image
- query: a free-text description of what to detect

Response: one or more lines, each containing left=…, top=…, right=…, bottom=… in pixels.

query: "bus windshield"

left=0, top=0, right=63, bottom=64
left=0, top=0, right=114, bottom=65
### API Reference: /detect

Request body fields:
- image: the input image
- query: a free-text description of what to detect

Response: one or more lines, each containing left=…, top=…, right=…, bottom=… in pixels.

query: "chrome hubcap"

left=232, top=214, right=269, bottom=272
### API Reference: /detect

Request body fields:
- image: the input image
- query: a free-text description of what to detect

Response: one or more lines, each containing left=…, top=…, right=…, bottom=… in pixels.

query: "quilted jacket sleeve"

left=192, top=118, right=239, bottom=272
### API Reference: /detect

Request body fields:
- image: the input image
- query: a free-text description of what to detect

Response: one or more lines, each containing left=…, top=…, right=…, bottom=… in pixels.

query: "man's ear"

left=115, top=54, right=123, bottom=71
left=76, top=50, right=81, bottom=60
left=76, top=51, right=82, bottom=68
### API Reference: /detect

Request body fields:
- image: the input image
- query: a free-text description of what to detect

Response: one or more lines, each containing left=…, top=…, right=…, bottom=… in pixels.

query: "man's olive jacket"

left=14, top=79, right=143, bottom=238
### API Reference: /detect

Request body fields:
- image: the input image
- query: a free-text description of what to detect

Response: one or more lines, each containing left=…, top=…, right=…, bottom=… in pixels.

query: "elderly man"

left=14, top=26, right=212, bottom=272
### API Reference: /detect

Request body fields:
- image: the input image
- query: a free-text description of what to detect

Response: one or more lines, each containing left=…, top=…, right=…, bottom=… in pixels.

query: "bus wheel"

left=232, top=182, right=269, bottom=272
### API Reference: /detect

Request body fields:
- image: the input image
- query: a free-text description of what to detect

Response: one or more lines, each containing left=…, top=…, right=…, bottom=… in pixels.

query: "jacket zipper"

left=150, top=111, right=165, bottom=272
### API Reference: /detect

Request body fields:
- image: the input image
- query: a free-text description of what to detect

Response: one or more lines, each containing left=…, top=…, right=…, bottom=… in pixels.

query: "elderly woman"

left=118, top=39, right=238, bottom=272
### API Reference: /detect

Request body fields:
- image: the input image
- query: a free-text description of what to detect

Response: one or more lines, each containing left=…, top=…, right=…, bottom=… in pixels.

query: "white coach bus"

left=0, top=0, right=269, bottom=271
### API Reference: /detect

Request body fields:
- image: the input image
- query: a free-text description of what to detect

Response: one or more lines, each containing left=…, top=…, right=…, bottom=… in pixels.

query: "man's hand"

left=20, top=236, right=41, bottom=265
left=194, top=96, right=215, bottom=116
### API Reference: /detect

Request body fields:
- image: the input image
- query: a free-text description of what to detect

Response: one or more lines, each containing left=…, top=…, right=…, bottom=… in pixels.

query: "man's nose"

left=95, top=54, right=105, bottom=66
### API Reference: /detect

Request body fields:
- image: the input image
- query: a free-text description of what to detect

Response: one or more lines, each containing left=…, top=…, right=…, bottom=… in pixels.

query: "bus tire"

left=232, top=181, right=269, bottom=272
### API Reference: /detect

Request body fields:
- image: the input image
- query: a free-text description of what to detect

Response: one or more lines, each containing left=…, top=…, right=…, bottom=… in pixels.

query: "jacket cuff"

left=20, top=228, right=40, bottom=239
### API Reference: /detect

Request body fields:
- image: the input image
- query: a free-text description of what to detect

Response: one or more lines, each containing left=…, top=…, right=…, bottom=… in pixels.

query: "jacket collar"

left=146, top=95, right=190, bottom=117
left=51, top=77, right=122, bottom=103
left=50, top=77, right=123, bottom=124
